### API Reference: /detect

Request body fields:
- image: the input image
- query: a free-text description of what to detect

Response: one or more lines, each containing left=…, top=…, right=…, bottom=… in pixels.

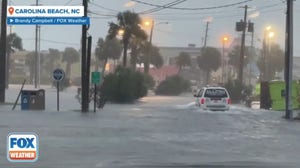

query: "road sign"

left=53, top=69, right=65, bottom=81
left=91, top=72, right=101, bottom=84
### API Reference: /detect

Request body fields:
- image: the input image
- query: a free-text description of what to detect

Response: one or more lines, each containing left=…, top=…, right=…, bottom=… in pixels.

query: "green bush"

left=100, top=66, right=148, bottom=103
left=155, top=75, right=190, bottom=96
left=143, top=73, right=155, bottom=90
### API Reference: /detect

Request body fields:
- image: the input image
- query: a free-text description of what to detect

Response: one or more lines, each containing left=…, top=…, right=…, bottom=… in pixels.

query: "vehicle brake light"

left=200, top=98, right=205, bottom=104
left=227, top=98, right=231, bottom=104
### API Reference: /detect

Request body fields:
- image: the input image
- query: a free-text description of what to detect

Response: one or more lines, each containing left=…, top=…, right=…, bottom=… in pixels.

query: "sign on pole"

left=53, top=69, right=65, bottom=111
left=91, top=71, right=101, bottom=84
left=53, top=68, right=65, bottom=81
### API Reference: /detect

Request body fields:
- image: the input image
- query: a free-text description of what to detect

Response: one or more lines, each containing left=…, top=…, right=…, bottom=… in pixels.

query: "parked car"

left=194, top=86, right=231, bottom=111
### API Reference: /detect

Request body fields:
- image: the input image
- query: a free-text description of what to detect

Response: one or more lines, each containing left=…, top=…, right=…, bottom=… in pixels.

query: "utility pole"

left=238, top=5, right=248, bottom=85
left=0, top=0, right=8, bottom=103
left=81, top=0, right=89, bottom=112
left=203, top=21, right=209, bottom=48
left=200, top=21, right=210, bottom=85
left=34, top=0, right=41, bottom=88
left=285, top=0, right=293, bottom=119
left=6, top=0, right=12, bottom=89
left=249, top=23, right=254, bottom=85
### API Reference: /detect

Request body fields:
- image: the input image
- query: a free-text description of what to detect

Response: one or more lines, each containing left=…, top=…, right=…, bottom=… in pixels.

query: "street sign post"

left=91, top=71, right=101, bottom=112
left=53, top=69, right=65, bottom=111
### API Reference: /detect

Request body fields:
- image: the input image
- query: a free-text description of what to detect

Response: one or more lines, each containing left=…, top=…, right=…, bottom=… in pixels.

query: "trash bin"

left=21, top=89, right=45, bottom=110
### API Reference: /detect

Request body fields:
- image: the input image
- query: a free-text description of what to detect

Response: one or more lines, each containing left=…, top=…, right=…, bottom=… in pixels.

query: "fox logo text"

left=7, top=133, right=39, bottom=162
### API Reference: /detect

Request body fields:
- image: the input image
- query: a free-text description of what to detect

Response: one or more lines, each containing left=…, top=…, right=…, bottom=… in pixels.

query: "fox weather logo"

left=7, top=132, right=39, bottom=162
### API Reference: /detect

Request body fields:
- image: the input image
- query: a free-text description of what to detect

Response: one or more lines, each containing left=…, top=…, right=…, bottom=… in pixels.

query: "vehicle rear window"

left=204, top=89, right=228, bottom=98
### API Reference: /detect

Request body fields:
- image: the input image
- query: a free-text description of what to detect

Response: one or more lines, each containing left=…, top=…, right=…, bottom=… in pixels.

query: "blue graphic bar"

left=7, top=17, right=90, bottom=25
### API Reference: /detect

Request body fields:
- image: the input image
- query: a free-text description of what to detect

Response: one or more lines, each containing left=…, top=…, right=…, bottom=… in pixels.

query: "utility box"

left=21, top=89, right=45, bottom=110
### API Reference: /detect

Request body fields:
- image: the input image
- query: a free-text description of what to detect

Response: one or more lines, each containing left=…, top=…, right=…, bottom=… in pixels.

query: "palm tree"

left=197, top=47, right=221, bottom=85
left=95, top=37, right=122, bottom=75
left=62, top=47, right=80, bottom=78
left=129, top=37, right=146, bottom=70
left=176, top=52, right=191, bottom=73
left=107, top=11, right=147, bottom=67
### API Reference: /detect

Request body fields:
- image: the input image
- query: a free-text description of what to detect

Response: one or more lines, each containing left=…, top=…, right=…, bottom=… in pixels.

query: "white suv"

left=194, top=86, right=231, bottom=111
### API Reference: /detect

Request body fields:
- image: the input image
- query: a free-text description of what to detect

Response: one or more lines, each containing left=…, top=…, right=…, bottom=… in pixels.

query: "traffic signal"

left=236, top=20, right=254, bottom=32
left=235, top=20, right=245, bottom=32
left=248, top=21, right=254, bottom=32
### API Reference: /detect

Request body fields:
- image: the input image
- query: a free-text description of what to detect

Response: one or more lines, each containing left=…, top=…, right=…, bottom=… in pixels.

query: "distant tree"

left=7, top=33, right=23, bottom=53
left=138, top=43, right=163, bottom=69
left=257, top=43, right=284, bottom=80
left=228, top=46, right=252, bottom=77
left=44, top=48, right=61, bottom=73
left=197, top=47, right=221, bottom=84
left=62, top=47, right=80, bottom=78
left=149, top=45, right=163, bottom=69
left=107, top=11, right=147, bottom=67
left=95, top=37, right=122, bottom=75
left=6, top=33, right=23, bottom=87
left=176, top=52, right=191, bottom=72
left=25, top=52, right=35, bottom=84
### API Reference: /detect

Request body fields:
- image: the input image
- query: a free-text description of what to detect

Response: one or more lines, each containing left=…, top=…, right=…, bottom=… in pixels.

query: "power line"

left=132, top=0, right=253, bottom=10
left=150, top=2, right=284, bottom=16
left=88, top=10, right=116, bottom=17
left=41, top=39, right=80, bottom=46
left=139, top=0, right=187, bottom=14
left=23, top=38, right=80, bottom=47
left=89, top=2, right=119, bottom=12
left=153, top=6, right=285, bottom=21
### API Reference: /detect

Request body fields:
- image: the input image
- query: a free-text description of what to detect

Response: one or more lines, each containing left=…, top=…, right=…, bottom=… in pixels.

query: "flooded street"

left=0, top=87, right=300, bottom=167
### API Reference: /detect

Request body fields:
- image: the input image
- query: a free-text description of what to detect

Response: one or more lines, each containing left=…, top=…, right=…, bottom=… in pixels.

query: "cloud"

left=249, top=11, right=260, bottom=19
left=124, top=1, right=136, bottom=8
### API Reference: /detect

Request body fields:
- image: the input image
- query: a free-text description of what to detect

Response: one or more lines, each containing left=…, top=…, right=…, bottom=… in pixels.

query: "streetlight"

left=221, top=36, right=229, bottom=83
left=143, top=20, right=168, bottom=74
left=118, top=29, right=124, bottom=37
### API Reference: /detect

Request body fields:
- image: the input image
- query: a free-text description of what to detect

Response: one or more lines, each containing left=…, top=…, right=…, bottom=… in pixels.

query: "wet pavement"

left=0, top=86, right=300, bottom=167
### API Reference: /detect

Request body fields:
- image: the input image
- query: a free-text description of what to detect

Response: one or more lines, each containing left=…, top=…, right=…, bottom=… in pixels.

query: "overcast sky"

left=6, top=0, right=300, bottom=56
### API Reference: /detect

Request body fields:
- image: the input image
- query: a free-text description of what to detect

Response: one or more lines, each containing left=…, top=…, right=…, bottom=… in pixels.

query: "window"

left=204, top=89, right=228, bottom=98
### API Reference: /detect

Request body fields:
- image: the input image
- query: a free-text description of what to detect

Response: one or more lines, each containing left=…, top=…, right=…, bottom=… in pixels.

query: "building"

left=158, top=44, right=201, bottom=66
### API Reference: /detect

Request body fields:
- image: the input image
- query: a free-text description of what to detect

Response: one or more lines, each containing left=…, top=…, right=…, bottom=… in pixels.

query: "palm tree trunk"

left=123, top=42, right=128, bottom=67
left=130, top=48, right=138, bottom=70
